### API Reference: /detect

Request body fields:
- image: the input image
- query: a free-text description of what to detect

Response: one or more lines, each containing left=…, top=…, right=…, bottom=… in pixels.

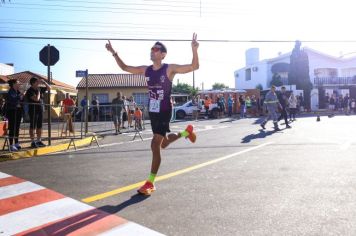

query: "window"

left=133, top=93, right=149, bottom=106
left=92, top=94, right=109, bottom=103
left=245, top=68, right=251, bottom=81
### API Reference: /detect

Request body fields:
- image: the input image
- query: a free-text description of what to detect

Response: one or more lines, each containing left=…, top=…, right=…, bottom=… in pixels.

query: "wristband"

left=112, top=52, right=118, bottom=57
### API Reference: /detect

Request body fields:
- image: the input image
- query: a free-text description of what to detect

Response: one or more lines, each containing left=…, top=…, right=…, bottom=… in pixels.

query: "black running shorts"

left=149, top=111, right=171, bottom=137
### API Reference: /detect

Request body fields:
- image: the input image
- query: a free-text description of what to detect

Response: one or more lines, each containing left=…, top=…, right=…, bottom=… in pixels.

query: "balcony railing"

left=314, top=77, right=356, bottom=86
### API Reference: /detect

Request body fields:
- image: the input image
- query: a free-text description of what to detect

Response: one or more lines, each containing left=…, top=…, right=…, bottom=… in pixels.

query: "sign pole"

left=47, top=44, right=52, bottom=146
left=85, top=69, right=89, bottom=135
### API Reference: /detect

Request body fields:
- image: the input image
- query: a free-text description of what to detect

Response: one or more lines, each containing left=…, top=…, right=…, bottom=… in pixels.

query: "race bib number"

left=149, top=99, right=160, bottom=113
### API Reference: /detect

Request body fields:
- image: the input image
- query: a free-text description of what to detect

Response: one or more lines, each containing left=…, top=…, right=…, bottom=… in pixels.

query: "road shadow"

left=99, top=193, right=150, bottom=214
left=252, top=117, right=266, bottom=125
left=20, top=194, right=149, bottom=235
left=241, top=129, right=276, bottom=143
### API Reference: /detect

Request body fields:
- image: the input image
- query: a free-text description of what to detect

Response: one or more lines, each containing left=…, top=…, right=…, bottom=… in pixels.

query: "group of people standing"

left=5, top=77, right=51, bottom=151
left=325, top=93, right=356, bottom=114
left=111, top=92, right=142, bottom=134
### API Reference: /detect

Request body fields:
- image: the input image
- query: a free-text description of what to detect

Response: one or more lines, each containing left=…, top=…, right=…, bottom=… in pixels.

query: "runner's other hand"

left=106, top=40, right=115, bottom=54
left=191, top=33, right=199, bottom=50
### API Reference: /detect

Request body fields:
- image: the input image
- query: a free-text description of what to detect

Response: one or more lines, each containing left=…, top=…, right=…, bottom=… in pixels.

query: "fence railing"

left=314, top=77, right=356, bottom=86
left=1, top=102, right=147, bottom=151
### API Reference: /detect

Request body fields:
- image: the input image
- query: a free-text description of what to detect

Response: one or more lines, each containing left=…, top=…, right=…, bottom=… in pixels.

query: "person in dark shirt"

left=277, top=86, right=291, bottom=128
left=91, top=96, right=100, bottom=122
left=6, top=79, right=24, bottom=151
left=0, top=98, right=5, bottom=117
left=26, top=77, right=51, bottom=148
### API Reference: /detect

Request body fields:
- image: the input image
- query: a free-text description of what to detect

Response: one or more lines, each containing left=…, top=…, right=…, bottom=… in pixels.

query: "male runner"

left=106, top=33, right=199, bottom=195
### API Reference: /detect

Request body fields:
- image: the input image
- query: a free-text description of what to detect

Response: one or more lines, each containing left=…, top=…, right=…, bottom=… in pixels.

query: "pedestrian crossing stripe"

left=0, top=172, right=164, bottom=236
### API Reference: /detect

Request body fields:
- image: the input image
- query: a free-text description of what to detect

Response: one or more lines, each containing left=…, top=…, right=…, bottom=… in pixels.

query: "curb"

left=0, top=136, right=99, bottom=161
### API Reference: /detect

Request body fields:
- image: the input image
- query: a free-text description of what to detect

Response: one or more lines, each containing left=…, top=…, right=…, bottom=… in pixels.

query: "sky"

left=1, top=0, right=356, bottom=90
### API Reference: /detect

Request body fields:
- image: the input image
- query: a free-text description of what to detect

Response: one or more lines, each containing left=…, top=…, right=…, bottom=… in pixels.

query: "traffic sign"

left=76, top=70, right=88, bottom=77
left=39, top=45, right=59, bottom=66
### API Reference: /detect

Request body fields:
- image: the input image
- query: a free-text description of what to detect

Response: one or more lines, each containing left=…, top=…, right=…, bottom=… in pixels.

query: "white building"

left=0, top=63, right=15, bottom=76
left=234, top=48, right=356, bottom=110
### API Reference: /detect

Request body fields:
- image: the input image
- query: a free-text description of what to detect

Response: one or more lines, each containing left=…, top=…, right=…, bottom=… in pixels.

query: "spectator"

left=251, top=95, right=257, bottom=117
left=288, top=92, right=298, bottom=121
left=80, top=96, right=87, bottom=120
left=91, top=96, right=100, bottom=122
left=204, top=95, right=212, bottom=119
left=26, top=77, right=51, bottom=148
left=351, top=99, right=356, bottom=114
left=277, top=86, right=291, bottom=128
left=245, top=96, right=251, bottom=117
left=218, top=94, right=225, bottom=118
left=0, top=98, right=5, bottom=117
left=324, top=93, right=330, bottom=109
left=298, top=93, right=304, bottom=112
left=127, top=96, right=136, bottom=128
left=192, top=95, right=200, bottom=121
left=62, top=93, right=75, bottom=134
left=329, top=94, right=336, bottom=112
left=111, top=92, right=125, bottom=135
left=227, top=94, right=234, bottom=117
left=134, top=107, right=143, bottom=130
left=344, top=94, right=350, bottom=115
left=239, top=94, right=246, bottom=118
left=122, top=96, right=128, bottom=129
left=6, top=79, right=24, bottom=151
left=62, top=93, right=75, bottom=114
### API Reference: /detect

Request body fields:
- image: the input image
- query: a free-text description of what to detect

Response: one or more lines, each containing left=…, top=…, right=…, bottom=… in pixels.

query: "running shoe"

left=14, top=143, right=22, bottom=150
left=31, top=141, right=38, bottom=148
left=36, top=141, right=46, bottom=147
left=137, top=181, right=156, bottom=195
left=185, top=124, right=196, bottom=143
left=9, top=145, right=18, bottom=152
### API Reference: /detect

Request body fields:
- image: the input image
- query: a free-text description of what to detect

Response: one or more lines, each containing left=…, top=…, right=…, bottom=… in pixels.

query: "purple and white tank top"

left=145, top=64, right=172, bottom=112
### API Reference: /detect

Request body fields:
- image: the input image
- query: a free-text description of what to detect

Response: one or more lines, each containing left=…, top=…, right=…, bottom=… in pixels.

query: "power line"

left=0, top=5, right=201, bottom=16
left=38, top=0, right=201, bottom=9
left=2, top=36, right=356, bottom=43
left=1, top=4, right=240, bottom=16
left=10, top=2, right=200, bottom=13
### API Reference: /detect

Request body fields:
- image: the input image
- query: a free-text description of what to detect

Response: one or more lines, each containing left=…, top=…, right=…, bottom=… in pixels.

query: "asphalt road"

left=1, top=115, right=356, bottom=236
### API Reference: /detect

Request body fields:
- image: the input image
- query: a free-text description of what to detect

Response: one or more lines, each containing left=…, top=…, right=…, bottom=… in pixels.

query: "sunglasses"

left=151, top=47, right=161, bottom=52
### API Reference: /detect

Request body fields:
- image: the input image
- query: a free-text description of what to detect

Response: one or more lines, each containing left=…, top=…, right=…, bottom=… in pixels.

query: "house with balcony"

left=234, top=48, right=356, bottom=110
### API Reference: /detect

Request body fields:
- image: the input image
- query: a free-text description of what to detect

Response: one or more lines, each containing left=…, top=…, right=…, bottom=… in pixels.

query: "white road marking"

left=0, top=181, right=45, bottom=200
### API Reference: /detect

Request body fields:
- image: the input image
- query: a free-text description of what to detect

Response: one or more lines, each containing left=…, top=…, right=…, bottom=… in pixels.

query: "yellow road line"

left=82, top=142, right=272, bottom=203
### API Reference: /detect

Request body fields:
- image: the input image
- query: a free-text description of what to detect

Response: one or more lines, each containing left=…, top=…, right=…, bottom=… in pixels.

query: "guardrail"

left=1, top=102, right=147, bottom=152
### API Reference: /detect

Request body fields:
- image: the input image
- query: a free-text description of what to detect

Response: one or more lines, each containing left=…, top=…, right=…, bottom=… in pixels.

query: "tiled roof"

left=76, top=74, right=147, bottom=89
left=0, top=75, right=8, bottom=83
left=6, top=71, right=76, bottom=90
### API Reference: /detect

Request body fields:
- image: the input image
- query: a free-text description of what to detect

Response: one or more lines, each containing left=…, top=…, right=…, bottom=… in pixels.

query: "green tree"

left=255, top=84, right=263, bottom=90
left=270, top=73, right=283, bottom=87
left=288, top=40, right=313, bottom=110
left=172, top=83, right=195, bottom=95
left=212, top=82, right=228, bottom=90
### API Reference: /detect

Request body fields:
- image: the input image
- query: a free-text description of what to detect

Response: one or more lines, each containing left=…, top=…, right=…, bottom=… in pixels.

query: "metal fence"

left=1, top=102, right=147, bottom=151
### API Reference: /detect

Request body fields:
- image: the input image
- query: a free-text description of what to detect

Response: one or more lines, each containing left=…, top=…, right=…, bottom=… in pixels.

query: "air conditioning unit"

left=252, top=67, right=258, bottom=72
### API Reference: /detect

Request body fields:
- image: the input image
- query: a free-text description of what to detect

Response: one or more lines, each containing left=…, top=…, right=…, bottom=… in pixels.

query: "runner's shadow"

left=241, top=129, right=275, bottom=143
left=252, top=117, right=266, bottom=124
left=21, top=194, right=149, bottom=235
left=99, top=193, right=150, bottom=214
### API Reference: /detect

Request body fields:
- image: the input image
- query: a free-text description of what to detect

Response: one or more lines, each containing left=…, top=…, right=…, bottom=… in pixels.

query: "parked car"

left=174, top=100, right=220, bottom=119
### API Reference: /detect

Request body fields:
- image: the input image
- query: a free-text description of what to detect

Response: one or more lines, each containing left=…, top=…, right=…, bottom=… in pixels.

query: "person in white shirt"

left=288, top=92, right=298, bottom=121
left=127, top=96, right=137, bottom=128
